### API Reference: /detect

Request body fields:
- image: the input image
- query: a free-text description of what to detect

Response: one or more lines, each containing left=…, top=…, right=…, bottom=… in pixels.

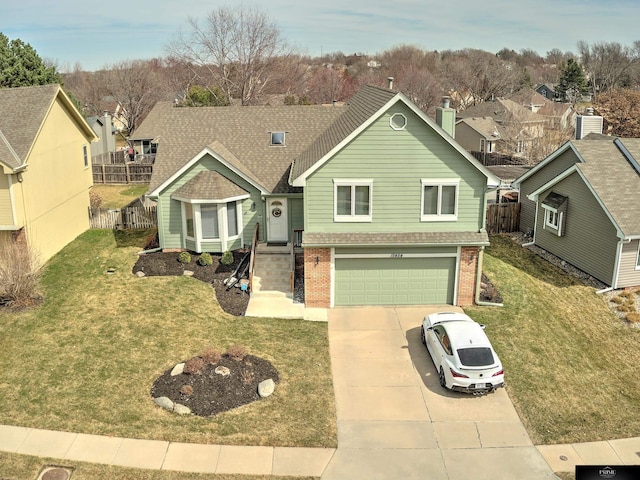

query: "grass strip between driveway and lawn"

left=0, top=451, right=316, bottom=480
left=466, top=234, right=640, bottom=446
left=0, top=229, right=336, bottom=449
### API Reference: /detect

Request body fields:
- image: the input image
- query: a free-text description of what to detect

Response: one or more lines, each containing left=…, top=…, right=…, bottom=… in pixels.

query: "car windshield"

left=457, top=347, right=494, bottom=367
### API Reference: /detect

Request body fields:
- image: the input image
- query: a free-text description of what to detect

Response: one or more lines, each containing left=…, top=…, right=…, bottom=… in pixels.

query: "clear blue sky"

left=2, top=0, right=639, bottom=72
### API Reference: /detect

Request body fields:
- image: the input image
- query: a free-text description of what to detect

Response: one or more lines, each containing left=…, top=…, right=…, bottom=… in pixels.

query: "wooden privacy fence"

left=89, top=205, right=157, bottom=229
left=92, top=163, right=153, bottom=184
left=486, top=202, right=520, bottom=233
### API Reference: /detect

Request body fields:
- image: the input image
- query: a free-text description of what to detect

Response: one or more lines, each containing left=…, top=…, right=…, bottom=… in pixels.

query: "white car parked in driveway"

left=421, top=311, right=504, bottom=394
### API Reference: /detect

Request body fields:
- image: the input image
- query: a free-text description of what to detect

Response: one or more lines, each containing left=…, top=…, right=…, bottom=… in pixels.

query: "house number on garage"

left=390, top=253, right=403, bottom=258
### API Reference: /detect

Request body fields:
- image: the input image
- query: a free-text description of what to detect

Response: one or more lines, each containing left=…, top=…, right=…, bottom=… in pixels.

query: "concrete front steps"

left=251, top=251, right=293, bottom=296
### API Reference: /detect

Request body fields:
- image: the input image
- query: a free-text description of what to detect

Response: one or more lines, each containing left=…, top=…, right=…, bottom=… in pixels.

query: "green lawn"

left=466, top=234, right=640, bottom=445
left=0, top=229, right=336, bottom=448
left=91, top=184, right=150, bottom=208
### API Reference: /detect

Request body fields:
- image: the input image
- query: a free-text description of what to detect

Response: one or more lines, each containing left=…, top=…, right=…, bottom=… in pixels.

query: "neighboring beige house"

left=0, top=84, right=97, bottom=262
left=455, top=116, right=503, bottom=155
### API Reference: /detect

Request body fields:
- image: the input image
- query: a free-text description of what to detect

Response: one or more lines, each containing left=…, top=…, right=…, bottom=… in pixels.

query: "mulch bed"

left=151, top=354, right=279, bottom=417
left=132, top=250, right=250, bottom=316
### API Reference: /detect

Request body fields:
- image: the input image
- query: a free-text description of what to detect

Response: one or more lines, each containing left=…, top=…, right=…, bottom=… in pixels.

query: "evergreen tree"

left=557, top=59, right=588, bottom=102
left=0, top=33, right=62, bottom=88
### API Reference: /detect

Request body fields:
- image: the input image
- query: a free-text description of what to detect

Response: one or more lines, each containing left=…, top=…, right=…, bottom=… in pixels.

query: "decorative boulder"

left=154, top=396, right=174, bottom=410
left=258, top=378, right=275, bottom=398
left=171, top=363, right=185, bottom=376
left=173, top=403, right=192, bottom=415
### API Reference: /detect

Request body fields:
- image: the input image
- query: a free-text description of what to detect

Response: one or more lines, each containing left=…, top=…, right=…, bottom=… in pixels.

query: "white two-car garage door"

left=334, top=256, right=456, bottom=306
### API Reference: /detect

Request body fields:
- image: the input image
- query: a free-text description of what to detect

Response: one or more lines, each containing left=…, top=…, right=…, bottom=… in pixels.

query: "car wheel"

left=421, top=327, right=426, bottom=346
left=438, top=367, right=446, bottom=388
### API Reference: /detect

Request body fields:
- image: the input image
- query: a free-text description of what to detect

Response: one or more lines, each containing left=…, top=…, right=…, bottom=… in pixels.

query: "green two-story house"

left=136, top=86, right=500, bottom=308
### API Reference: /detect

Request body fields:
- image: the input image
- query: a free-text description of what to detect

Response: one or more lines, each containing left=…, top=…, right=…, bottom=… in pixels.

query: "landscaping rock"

left=214, top=366, right=230, bottom=376
left=173, top=403, right=192, bottom=415
left=183, top=270, right=194, bottom=277
left=154, top=396, right=174, bottom=410
left=171, top=363, right=185, bottom=376
left=135, top=271, right=146, bottom=277
left=258, top=378, right=275, bottom=398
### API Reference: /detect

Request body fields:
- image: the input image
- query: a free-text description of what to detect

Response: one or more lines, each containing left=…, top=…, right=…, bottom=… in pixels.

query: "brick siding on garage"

left=458, top=246, right=480, bottom=306
left=304, top=247, right=332, bottom=308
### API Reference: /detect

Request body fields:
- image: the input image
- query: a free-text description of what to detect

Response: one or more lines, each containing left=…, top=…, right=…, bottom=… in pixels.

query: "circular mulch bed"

left=132, top=250, right=250, bottom=316
left=151, top=354, right=279, bottom=416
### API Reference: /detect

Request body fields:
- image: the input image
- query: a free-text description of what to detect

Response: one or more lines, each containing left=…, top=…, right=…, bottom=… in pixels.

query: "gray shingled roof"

left=457, top=116, right=504, bottom=139
left=138, top=102, right=345, bottom=195
left=457, top=98, right=542, bottom=124
left=290, top=85, right=397, bottom=181
left=0, top=84, right=61, bottom=170
left=302, top=231, right=490, bottom=247
left=172, top=171, right=249, bottom=201
left=573, top=137, right=640, bottom=236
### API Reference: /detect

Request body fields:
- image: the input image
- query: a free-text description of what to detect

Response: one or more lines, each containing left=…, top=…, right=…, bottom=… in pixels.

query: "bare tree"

left=440, top=49, right=526, bottom=109
left=102, top=59, right=165, bottom=134
left=167, top=5, right=292, bottom=105
left=593, top=88, right=640, bottom=137
left=578, top=40, right=640, bottom=98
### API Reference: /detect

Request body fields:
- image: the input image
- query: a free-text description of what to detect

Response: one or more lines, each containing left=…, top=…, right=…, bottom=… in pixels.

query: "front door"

left=267, top=198, right=288, bottom=243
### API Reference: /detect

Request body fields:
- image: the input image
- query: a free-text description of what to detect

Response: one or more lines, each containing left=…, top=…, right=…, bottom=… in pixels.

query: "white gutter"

left=474, top=246, right=503, bottom=307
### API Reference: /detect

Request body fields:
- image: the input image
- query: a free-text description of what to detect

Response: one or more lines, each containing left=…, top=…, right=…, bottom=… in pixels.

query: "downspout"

left=474, top=246, right=504, bottom=307
left=522, top=196, right=539, bottom=247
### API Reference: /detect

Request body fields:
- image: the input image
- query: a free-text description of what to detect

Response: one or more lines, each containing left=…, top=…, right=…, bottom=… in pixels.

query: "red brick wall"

left=304, top=248, right=331, bottom=308
left=458, top=246, right=480, bottom=306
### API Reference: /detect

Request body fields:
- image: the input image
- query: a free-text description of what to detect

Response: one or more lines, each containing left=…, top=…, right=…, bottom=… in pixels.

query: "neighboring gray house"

left=87, top=111, right=116, bottom=157
left=134, top=86, right=501, bottom=308
left=514, top=134, right=640, bottom=289
left=535, top=84, right=558, bottom=101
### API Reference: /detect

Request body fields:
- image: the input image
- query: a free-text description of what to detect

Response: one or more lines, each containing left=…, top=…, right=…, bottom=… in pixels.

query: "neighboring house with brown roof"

left=135, top=85, right=500, bottom=308
left=0, top=84, right=97, bottom=262
left=455, top=116, right=503, bottom=155
left=457, top=97, right=546, bottom=157
left=514, top=134, right=640, bottom=289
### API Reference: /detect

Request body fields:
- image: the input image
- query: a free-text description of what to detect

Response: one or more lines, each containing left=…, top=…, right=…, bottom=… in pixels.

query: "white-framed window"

left=545, top=208, right=559, bottom=229
left=421, top=179, right=459, bottom=221
left=334, top=179, right=372, bottom=222
left=83, top=145, right=89, bottom=168
left=182, top=201, right=242, bottom=247
left=270, top=131, right=285, bottom=146
left=389, top=113, right=407, bottom=130
left=636, top=243, right=640, bottom=270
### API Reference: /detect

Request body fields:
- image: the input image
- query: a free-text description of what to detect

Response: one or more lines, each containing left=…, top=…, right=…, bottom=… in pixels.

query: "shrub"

left=240, top=368, right=255, bottom=385
left=226, top=344, right=248, bottom=361
left=201, top=346, right=221, bottom=364
left=89, top=190, right=103, bottom=209
left=180, top=385, right=193, bottom=395
left=144, top=231, right=159, bottom=250
left=198, top=252, right=213, bottom=266
left=183, top=356, right=205, bottom=374
left=221, top=250, right=234, bottom=266
left=0, top=239, right=43, bottom=309
left=178, top=251, right=191, bottom=264
left=626, top=312, right=640, bottom=324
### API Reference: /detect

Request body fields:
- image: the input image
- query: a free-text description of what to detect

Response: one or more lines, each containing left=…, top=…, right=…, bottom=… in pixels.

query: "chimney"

left=387, top=76, right=394, bottom=90
left=436, top=96, right=456, bottom=138
left=575, top=108, right=603, bottom=139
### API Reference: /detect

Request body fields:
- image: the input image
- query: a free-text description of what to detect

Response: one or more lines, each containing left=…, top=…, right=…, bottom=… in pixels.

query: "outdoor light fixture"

left=315, top=256, right=320, bottom=266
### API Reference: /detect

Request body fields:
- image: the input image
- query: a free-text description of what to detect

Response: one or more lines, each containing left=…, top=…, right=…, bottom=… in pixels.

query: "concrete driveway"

left=322, top=306, right=557, bottom=480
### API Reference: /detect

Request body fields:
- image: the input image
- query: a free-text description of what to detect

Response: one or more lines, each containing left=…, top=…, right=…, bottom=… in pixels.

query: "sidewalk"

left=0, top=424, right=335, bottom=476
left=3, top=422, right=640, bottom=477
